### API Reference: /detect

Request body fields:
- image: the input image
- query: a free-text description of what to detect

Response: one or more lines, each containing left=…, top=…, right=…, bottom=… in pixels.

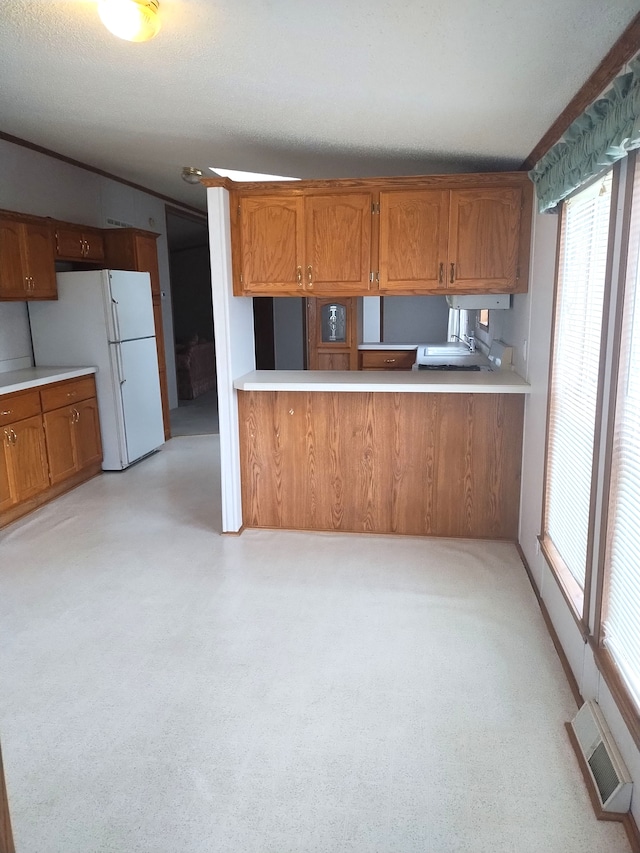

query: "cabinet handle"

left=296, top=266, right=303, bottom=287
left=10, top=429, right=17, bottom=445
left=85, top=241, right=90, bottom=256
left=384, top=358, right=396, bottom=363
left=67, top=391, right=77, bottom=398
left=450, top=263, right=455, bottom=284
left=439, top=263, right=444, bottom=284
left=307, top=265, right=313, bottom=289
left=3, top=429, right=10, bottom=444
left=1, top=410, right=12, bottom=416
left=71, top=408, right=79, bottom=424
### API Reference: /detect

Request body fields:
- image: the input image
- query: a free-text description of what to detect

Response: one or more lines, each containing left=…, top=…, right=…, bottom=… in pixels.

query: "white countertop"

left=0, top=366, right=97, bottom=395
left=234, top=369, right=530, bottom=394
left=358, top=342, right=419, bottom=351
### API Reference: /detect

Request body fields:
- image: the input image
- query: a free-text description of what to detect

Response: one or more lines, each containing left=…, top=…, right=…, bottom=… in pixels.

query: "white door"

left=112, top=337, right=164, bottom=465
left=106, top=270, right=156, bottom=342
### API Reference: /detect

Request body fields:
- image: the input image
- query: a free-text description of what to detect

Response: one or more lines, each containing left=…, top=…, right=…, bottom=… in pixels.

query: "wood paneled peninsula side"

left=234, top=370, right=529, bottom=540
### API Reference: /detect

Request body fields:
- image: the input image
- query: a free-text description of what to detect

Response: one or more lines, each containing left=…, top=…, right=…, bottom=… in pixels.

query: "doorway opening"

left=165, top=206, right=218, bottom=435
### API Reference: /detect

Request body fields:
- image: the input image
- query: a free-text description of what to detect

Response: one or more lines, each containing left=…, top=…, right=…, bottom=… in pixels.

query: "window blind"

left=602, top=159, right=640, bottom=710
left=544, top=173, right=613, bottom=590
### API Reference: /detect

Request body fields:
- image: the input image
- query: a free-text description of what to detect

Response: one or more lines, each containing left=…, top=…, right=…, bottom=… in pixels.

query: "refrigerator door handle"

left=111, top=297, right=122, bottom=342
left=114, top=343, right=126, bottom=385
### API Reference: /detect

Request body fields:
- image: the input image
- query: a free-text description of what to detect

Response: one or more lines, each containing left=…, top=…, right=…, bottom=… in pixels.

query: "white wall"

left=0, top=138, right=199, bottom=408
left=273, top=298, right=304, bottom=369
left=382, top=295, right=450, bottom=342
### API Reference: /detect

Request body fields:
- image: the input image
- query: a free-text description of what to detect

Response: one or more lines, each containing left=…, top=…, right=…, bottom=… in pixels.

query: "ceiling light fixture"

left=98, top=0, right=161, bottom=43
left=181, top=167, right=204, bottom=184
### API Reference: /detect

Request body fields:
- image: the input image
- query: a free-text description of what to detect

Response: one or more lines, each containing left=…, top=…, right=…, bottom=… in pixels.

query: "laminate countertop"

left=357, top=343, right=419, bottom=350
left=234, top=369, right=530, bottom=394
left=0, top=367, right=97, bottom=395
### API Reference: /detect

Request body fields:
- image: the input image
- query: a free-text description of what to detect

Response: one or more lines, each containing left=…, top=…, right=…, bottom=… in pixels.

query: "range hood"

left=446, top=294, right=511, bottom=310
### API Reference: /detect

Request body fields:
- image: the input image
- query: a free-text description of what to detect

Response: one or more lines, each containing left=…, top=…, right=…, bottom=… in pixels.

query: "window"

left=599, top=156, right=640, bottom=719
left=542, top=172, right=614, bottom=619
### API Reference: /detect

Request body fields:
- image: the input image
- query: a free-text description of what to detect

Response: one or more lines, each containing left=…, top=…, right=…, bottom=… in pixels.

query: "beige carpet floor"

left=0, top=435, right=631, bottom=852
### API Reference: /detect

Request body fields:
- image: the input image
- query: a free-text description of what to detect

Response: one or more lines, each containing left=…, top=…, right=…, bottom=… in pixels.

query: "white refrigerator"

left=29, top=270, right=165, bottom=470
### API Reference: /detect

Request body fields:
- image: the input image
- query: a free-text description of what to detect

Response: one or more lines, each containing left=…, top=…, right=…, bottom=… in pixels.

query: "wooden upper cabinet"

left=25, top=222, right=58, bottom=298
left=228, top=173, right=532, bottom=296
left=0, top=216, right=56, bottom=300
left=55, top=225, right=105, bottom=262
left=238, top=196, right=304, bottom=294
left=304, top=193, right=372, bottom=294
left=236, top=192, right=373, bottom=295
left=448, top=187, right=523, bottom=292
left=0, top=217, right=26, bottom=299
left=378, top=190, right=449, bottom=292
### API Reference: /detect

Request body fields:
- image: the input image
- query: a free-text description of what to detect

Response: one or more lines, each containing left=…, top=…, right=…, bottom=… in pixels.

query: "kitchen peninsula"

left=234, top=369, right=529, bottom=539
left=203, top=170, right=534, bottom=536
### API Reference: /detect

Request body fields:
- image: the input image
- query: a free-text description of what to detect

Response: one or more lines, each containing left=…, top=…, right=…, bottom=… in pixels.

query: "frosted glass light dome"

left=98, top=0, right=161, bottom=43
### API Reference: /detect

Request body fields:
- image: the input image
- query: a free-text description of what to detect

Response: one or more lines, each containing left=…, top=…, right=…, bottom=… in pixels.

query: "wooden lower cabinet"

left=44, top=398, right=102, bottom=485
left=359, top=349, right=417, bottom=370
left=238, top=390, right=524, bottom=539
left=0, top=376, right=103, bottom=528
left=1, top=415, right=49, bottom=508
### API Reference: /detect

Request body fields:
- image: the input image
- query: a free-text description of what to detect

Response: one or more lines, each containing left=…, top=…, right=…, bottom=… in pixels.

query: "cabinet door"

left=378, top=190, right=449, bottom=292
left=306, top=297, right=357, bottom=370
left=82, top=229, right=105, bottom=262
left=0, top=435, right=13, bottom=512
left=55, top=226, right=85, bottom=260
left=448, top=187, right=522, bottom=292
left=304, top=193, right=372, bottom=294
left=43, top=407, right=76, bottom=485
left=74, top=398, right=102, bottom=469
left=239, top=196, right=304, bottom=293
left=133, top=234, right=161, bottom=295
left=0, top=217, right=28, bottom=299
left=8, top=415, right=49, bottom=501
left=24, top=222, right=57, bottom=299
left=315, top=351, right=352, bottom=371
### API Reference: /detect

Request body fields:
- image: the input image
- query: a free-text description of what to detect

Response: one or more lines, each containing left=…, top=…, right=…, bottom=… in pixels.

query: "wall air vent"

left=105, top=218, right=133, bottom=229
left=569, top=700, right=633, bottom=813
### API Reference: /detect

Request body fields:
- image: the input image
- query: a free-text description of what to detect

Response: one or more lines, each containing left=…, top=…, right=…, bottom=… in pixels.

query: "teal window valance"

left=530, top=56, right=640, bottom=212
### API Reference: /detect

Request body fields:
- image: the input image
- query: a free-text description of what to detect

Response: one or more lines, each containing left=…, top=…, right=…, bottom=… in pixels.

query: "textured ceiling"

left=0, top=0, right=638, bottom=210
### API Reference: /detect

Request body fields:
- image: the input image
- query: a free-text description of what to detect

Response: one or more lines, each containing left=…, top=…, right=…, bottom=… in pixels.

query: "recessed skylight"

left=209, top=167, right=300, bottom=182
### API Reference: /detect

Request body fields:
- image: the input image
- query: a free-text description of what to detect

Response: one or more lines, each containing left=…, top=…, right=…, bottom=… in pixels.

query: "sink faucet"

left=450, top=332, right=476, bottom=353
